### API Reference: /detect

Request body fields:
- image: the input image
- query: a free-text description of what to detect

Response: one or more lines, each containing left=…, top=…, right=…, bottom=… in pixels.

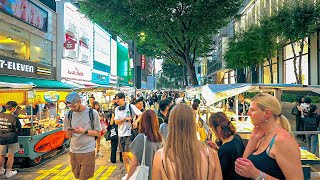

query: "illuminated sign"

left=0, top=59, right=34, bottom=73
left=141, top=55, right=146, bottom=70
left=0, top=0, right=48, bottom=32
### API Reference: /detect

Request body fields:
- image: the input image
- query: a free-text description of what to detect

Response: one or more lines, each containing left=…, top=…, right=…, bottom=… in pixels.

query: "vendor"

left=26, top=100, right=40, bottom=117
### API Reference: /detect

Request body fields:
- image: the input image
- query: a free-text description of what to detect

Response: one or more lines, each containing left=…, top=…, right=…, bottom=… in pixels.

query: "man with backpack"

left=114, top=92, right=142, bottom=180
left=304, top=104, right=320, bottom=155
left=63, top=92, right=101, bottom=180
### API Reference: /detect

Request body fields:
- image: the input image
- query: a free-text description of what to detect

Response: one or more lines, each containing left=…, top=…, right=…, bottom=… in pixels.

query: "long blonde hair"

left=165, top=104, right=203, bottom=180
left=252, top=93, right=291, bottom=133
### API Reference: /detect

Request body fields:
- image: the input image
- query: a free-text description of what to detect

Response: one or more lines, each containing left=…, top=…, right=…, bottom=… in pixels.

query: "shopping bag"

left=129, top=135, right=149, bottom=180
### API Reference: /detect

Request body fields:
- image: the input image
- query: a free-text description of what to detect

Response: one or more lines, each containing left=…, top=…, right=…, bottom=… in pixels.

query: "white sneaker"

left=121, top=174, right=128, bottom=180
left=5, top=170, right=17, bottom=178
left=0, top=168, right=5, bottom=175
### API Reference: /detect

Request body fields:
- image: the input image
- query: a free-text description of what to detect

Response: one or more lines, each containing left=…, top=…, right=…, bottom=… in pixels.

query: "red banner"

left=141, top=55, right=146, bottom=70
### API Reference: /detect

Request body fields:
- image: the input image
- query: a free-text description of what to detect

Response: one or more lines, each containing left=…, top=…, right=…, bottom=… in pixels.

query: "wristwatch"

left=84, top=130, right=88, bottom=135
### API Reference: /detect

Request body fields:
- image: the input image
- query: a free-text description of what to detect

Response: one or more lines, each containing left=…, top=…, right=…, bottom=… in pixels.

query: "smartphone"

left=68, top=128, right=75, bottom=130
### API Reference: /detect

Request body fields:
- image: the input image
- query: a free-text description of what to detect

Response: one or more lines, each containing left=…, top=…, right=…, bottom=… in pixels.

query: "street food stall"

left=0, top=76, right=75, bottom=166
left=75, top=86, right=117, bottom=113
left=198, top=83, right=320, bottom=175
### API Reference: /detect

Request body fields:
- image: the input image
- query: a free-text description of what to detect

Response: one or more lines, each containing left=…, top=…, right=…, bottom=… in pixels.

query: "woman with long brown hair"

left=127, top=110, right=163, bottom=180
left=152, top=104, right=222, bottom=180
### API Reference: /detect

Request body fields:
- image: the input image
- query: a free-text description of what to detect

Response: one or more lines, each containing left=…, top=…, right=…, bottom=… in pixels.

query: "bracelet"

left=255, top=171, right=266, bottom=180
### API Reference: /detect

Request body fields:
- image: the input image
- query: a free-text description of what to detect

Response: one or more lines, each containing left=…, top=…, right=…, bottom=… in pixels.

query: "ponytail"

left=278, top=115, right=292, bottom=136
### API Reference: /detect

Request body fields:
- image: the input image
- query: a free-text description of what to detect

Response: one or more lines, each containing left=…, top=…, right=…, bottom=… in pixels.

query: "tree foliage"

left=79, top=0, right=243, bottom=86
left=224, top=0, right=320, bottom=84
left=271, top=0, right=320, bottom=84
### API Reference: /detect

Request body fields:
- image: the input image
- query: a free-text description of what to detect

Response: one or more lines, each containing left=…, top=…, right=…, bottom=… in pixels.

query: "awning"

left=0, top=81, right=33, bottom=89
left=202, top=84, right=251, bottom=106
left=0, top=75, right=75, bottom=89
left=62, top=79, right=100, bottom=88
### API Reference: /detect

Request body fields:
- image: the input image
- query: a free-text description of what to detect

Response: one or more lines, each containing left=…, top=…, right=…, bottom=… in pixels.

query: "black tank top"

left=247, top=135, right=285, bottom=180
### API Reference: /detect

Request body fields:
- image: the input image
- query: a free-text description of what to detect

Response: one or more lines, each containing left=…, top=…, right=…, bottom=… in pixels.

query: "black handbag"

left=105, top=124, right=118, bottom=141
left=130, top=128, right=139, bottom=141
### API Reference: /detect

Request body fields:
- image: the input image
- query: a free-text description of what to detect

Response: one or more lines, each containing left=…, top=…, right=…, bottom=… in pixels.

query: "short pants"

left=69, top=151, right=95, bottom=180
left=0, top=142, right=19, bottom=155
left=119, top=136, right=132, bottom=152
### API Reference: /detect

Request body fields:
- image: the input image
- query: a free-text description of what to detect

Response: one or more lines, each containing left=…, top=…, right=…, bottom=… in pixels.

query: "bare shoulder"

left=274, top=129, right=300, bottom=153
left=154, top=148, right=163, bottom=162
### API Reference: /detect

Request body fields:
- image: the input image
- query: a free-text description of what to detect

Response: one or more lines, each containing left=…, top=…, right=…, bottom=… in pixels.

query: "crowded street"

left=1, top=0, right=320, bottom=180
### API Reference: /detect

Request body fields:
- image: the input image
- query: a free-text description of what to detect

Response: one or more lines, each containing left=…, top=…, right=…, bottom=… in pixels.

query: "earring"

left=265, top=119, right=268, bottom=123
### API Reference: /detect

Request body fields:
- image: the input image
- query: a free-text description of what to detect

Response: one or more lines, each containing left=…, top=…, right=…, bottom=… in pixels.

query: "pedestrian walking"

left=93, top=101, right=106, bottom=158
left=0, top=101, right=21, bottom=178
left=235, top=93, right=303, bottom=180
left=127, top=110, right=163, bottom=180
left=114, top=92, right=142, bottom=179
left=63, top=92, right=101, bottom=180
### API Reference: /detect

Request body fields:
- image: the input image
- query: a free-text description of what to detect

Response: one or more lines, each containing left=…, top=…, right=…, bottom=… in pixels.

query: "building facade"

left=222, top=0, right=320, bottom=85
left=0, top=0, right=57, bottom=80
left=57, top=2, right=94, bottom=87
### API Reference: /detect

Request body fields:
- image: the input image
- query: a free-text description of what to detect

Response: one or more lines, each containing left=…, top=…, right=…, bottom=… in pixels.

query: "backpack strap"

left=68, top=110, right=73, bottom=128
left=89, top=108, right=94, bottom=130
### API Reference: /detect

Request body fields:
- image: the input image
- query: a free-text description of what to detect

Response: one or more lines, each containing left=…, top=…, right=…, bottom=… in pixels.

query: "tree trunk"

left=267, top=57, right=274, bottom=83
left=186, top=63, right=198, bottom=86
left=298, top=40, right=305, bottom=84
left=290, top=41, right=300, bottom=84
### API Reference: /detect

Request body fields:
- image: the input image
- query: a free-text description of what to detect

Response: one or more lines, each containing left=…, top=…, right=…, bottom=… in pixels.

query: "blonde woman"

left=152, top=104, right=222, bottom=180
left=235, top=93, right=303, bottom=180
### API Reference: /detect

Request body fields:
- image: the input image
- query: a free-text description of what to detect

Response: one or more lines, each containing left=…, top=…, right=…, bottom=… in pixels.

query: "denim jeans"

left=307, top=134, right=318, bottom=155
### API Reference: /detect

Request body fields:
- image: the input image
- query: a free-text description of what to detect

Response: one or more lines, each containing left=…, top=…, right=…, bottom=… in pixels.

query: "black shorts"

left=119, top=136, right=132, bottom=152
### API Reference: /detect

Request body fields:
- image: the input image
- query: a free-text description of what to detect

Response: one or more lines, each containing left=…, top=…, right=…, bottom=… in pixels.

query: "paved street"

left=4, top=141, right=126, bottom=180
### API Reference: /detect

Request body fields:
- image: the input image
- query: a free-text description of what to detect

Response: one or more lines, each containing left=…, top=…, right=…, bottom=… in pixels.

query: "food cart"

left=0, top=77, right=75, bottom=167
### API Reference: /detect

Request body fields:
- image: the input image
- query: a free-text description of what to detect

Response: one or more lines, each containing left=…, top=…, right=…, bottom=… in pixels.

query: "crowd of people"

left=292, top=97, right=320, bottom=155
left=0, top=90, right=312, bottom=180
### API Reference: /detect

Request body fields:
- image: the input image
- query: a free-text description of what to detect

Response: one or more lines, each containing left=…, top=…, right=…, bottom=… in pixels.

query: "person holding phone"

left=63, top=92, right=101, bottom=180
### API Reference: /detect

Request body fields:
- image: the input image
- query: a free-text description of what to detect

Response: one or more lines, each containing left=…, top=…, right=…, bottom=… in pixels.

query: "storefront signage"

left=0, top=0, right=48, bottom=32
left=61, top=59, right=91, bottom=81
left=92, top=72, right=110, bottom=85
left=141, top=55, right=146, bottom=70
left=0, top=60, right=34, bottom=73
left=64, top=39, right=76, bottom=50
left=0, top=55, right=54, bottom=79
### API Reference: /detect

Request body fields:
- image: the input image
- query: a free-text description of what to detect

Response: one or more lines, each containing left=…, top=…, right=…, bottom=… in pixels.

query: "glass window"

left=224, top=72, right=229, bottom=84
left=263, top=63, right=278, bottom=84
left=284, top=54, right=308, bottom=85
left=30, top=34, right=52, bottom=65
left=0, top=29, right=30, bottom=60
left=0, top=22, right=52, bottom=65
left=284, top=38, right=308, bottom=60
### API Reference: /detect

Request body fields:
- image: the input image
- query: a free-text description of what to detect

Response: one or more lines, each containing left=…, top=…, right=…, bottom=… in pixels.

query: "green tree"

left=79, top=0, right=243, bottom=86
left=224, top=17, right=283, bottom=83
left=271, top=0, right=320, bottom=84
left=161, top=59, right=184, bottom=89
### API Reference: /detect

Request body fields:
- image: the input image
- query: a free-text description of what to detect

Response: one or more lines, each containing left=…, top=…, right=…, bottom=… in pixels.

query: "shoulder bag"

left=129, top=135, right=149, bottom=180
